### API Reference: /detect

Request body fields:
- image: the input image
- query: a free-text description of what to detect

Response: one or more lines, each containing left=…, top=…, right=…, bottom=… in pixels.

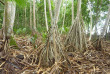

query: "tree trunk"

left=88, top=0, right=93, bottom=41
left=54, top=0, right=62, bottom=24
left=44, top=0, right=49, bottom=31
left=61, top=0, right=67, bottom=34
left=76, top=0, right=81, bottom=18
left=25, top=7, right=26, bottom=28
left=48, top=0, right=53, bottom=25
left=100, top=5, right=110, bottom=38
left=65, top=0, right=87, bottom=52
left=33, top=0, right=36, bottom=32
left=38, top=0, right=66, bottom=68
left=72, top=0, right=74, bottom=25
left=0, top=1, right=16, bottom=57
left=30, top=1, right=32, bottom=30
left=4, top=1, right=16, bottom=38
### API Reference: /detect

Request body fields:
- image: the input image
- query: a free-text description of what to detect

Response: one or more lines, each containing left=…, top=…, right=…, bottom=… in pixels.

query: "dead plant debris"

left=0, top=35, right=110, bottom=74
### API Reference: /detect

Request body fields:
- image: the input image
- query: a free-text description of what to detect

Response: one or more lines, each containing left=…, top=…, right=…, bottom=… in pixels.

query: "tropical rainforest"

left=0, top=0, right=110, bottom=74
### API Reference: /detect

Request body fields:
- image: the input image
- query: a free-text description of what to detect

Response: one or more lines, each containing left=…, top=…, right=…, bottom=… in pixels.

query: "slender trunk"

left=25, top=7, right=26, bottom=27
left=53, top=0, right=62, bottom=62
left=17, top=9, right=19, bottom=28
left=77, top=0, right=82, bottom=50
left=61, top=0, right=67, bottom=34
left=33, top=0, right=36, bottom=32
left=72, top=0, right=74, bottom=25
left=62, top=10, right=66, bottom=27
left=4, top=1, right=16, bottom=38
left=2, top=8, right=5, bottom=27
left=100, top=6, right=110, bottom=38
left=44, top=0, right=49, bottom=31
left=30, top=1, right=32, bottom=30
left=48, top=0, right=53, bottom=25
left=77, top=0, right=81, bottom=18
left=62, top=0, right=67, bottom=27
left=88, top=0, right=93, bottom=41
left=54, top=0, right=62, bottom=24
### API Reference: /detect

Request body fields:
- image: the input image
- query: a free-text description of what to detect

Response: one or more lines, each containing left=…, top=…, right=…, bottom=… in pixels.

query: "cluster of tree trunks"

left=0, top=0, right=109, bottom=71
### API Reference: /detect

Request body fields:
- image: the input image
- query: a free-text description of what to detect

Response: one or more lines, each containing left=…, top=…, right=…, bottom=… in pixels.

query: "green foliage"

left=22, top=28, right=26, bottom=34
left=16, top=28, right=22, bottom=35
left=29, top=34, right=37, bottom=48
left=37, top=24, right=47, bottom=33
left=59, top=26, right=69, bottom=34
left=0, top=19, right=2, bottom=29
left=29, top=37, right=35, bottom=44
left=65, top=26, right=69, bottom=33
left=33, top=34, right=37, bottom=39
left=42, top=32, right=47, bottom=42
left=42, top=32, right=47, bottom=39
left=11, top=0, right=109, bottom=38
left=9, top=36, right=18, bottom=47
left=8, top=0, right=27, bottom=7
left=16, top=28, right=27, bottom=35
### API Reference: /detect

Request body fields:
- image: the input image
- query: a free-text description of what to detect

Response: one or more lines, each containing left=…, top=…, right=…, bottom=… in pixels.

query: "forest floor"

left=0, top=35, right=110, bottom=74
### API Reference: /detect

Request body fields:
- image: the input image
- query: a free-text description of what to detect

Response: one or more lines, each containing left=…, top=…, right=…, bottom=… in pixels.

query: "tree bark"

left=65, top=0, right=87, bottom=52
left=38, top=0, right=64, bottom=67
left=4, top=1, right=16, bottom=38
left=52, top=0, right=62, bottom=62
left=33, top=0, right=36, bottom=32
left=30, top=1, right=32, bottom=30
left=54, top=0, right=62, bottom=24
left=44, top=0, right=49, bottom=31
left=25, top=7, right=26, bottom=27
left=77, top=0, right=81, bottom=18
left=88, top=0, right=93, bottom=41
left=100, top=5, right=110, bottom=38
left=0, top=1, right=16, bottom=57
left=61, top=0, right=67, bottom=34
left=72, top=0, right=74, bottom=25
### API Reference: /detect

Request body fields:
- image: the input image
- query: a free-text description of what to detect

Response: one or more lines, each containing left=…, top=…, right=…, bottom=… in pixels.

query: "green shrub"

left=22, top=28, right=26, bottom=34
left=65, top=26, right=69, bottom=33
left=29, top=34, right=37, bottom=48
left=16, top=28, right=22, bottom=35
left=9, top=36, right=19, bottom=49
left=16, top=28, right=28, bottom=35
left=42, top=32, right=47, bottom=42
left=59, top=26, right=69, bottom=34
left=10, top=36, right=17, bottom=46
left=42, top=32, right=47, bottom=39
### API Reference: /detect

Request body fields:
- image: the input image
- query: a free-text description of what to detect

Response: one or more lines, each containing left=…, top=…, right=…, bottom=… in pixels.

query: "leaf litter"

left=0, top=35, right=110, bottom=74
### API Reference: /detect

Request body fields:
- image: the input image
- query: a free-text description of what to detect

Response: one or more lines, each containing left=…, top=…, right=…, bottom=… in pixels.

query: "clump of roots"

left=38, top=26, right=70, bottom=69
left=65, top=17, right=87, bottom=52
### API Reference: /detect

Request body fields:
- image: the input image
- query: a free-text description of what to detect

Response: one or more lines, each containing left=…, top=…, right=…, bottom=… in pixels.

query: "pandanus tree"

left=65, top=0, right=87, bottom=52
left=96, top=5, right=110, bottom=50
left=38, top=0, right=68, bottom=70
